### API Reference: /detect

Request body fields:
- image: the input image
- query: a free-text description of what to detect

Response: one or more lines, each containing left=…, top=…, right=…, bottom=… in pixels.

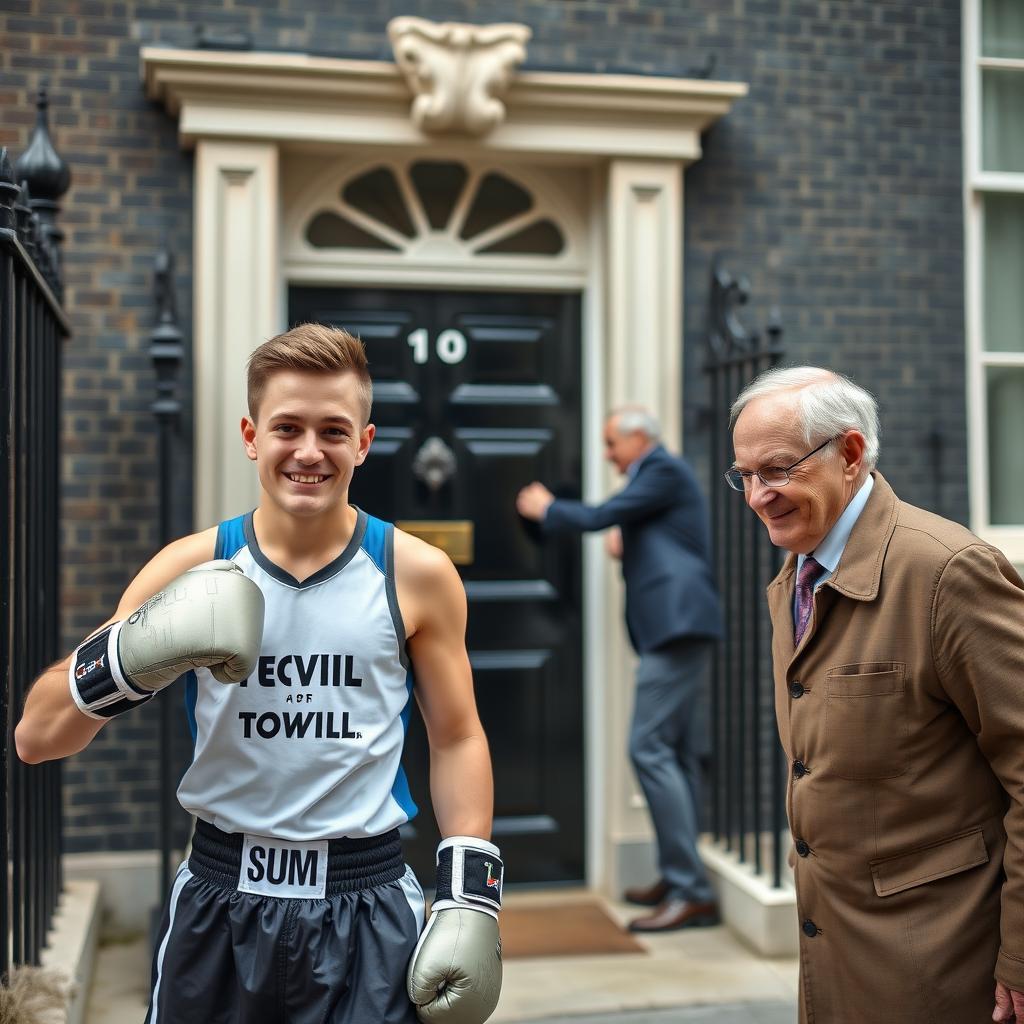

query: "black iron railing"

left=0, top=85, right=71, bottom=980
left=703, top=261, right=789, bottom=887
left=150, top=246, right=187, bottom=923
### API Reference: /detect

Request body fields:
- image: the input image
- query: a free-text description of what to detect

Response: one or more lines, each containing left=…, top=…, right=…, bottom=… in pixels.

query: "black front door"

left=289, top=286, right=585, bottom=885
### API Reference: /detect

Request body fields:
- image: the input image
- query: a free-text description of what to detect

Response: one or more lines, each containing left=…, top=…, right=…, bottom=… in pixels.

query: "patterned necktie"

left=794, top=556, right=823, bottom=645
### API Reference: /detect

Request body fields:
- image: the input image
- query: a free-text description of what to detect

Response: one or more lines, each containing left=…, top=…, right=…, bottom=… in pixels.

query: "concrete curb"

left=40, top=879, right=102, bottom=1024
left=699, top=837, right=797, bottom=957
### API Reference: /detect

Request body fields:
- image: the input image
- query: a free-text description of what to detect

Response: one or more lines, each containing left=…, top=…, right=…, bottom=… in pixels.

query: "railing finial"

left=706, top=259, right=784, bottom=366
left=707, top=259, right=752, bottom=362
left=14, top=81, right=69, bottom=292
left=14, top=80, right=70, bottom=204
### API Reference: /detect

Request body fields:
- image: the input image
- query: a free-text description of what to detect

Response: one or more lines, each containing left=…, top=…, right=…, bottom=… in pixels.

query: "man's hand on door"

left=516, top=482, right=554, bottom=521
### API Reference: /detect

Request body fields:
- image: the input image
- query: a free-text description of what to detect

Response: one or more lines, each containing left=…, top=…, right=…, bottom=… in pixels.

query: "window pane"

left=982, top=69, right=1024, bottom=172
left=983, top=0, right=1024, bottom=59
left=984, top=194, right=1024, bottom=352
left=460, top=174, right=533, bottom=240
left=987, top=366, right=1024, bottom=524
left=306, top=212, right=399, bottom=250
left=410, top=161, right=468, bottom=230
left=477, top=219, right=565, bottom=255
left=342, top=167, right=415, bottom=238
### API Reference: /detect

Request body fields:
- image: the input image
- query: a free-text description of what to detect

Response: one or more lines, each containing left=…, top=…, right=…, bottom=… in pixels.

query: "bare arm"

left=15, top=528, right=217, bottom=764
left=396, top=531, right=493, bottom=840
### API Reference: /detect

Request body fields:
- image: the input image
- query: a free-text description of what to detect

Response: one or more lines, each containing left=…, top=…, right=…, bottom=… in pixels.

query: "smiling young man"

left=730, top=366, right=1024, bottom=1024
left=16, top=323, right=504, bottom=1024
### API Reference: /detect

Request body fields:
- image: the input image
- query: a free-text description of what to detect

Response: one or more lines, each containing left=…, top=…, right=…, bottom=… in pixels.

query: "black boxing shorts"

left=145, top=819, right=424, bottom=1024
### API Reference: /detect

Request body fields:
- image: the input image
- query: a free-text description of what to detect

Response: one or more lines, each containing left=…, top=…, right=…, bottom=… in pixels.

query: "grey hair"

left=729, top=366, right=880, bottom=469
left=609, top=406, right=661, bottom=442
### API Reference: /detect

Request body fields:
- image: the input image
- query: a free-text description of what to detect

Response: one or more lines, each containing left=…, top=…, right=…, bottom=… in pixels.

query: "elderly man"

left=730, top=366, right=1024, bottom=1024
left=517, top=407, right=722, bottom=932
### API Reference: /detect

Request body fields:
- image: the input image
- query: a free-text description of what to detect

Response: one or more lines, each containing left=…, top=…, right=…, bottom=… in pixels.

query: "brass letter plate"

left=395, top=520, right=474, bottom=565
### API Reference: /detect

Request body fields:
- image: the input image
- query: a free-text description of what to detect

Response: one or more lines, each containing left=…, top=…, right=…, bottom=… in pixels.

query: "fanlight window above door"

left=304, top=161, right=567, bottom=258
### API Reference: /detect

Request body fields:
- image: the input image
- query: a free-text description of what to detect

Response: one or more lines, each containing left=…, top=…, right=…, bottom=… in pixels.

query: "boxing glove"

left=69, top=560, right=264, bottom=719
left=407, top=836, right=504, bottom=1024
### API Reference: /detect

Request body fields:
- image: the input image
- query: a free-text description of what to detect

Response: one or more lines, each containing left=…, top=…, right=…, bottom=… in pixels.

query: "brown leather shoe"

left=623, top=878, right=670, bottom=906
left=627, top=899, right=721, bottom=933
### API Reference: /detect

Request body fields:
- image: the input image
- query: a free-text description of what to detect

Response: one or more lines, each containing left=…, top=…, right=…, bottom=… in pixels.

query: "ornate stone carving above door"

left=387, top=17, right=531, bottom=137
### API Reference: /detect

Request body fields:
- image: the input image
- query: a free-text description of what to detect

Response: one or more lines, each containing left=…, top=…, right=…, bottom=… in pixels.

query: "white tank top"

left=176, top=509, right=418, bottom=840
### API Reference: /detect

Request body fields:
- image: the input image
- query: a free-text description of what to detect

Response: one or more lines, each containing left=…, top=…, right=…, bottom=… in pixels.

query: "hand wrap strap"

left=69, top=622, right=154, bottom=720
left=432, top=836, right=504, bottom=918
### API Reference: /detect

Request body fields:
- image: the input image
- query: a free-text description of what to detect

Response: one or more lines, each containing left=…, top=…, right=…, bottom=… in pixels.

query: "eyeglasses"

left=724, top=435, right=843, bottom=492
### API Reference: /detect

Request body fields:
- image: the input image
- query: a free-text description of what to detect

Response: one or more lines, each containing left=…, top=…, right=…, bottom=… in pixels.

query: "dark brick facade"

left=0, top=0, right=965, bottom=853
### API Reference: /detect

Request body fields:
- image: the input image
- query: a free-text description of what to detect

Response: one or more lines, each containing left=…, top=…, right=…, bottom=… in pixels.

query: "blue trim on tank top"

left=361, top=513, right=387, bottom=574
left=215, top=513, right=248, bottom=561
left=368, top=514, right=415, bottom=815
left=184, top=671, right=198, bottom=743
left=391, top=667, right=418, bottom=820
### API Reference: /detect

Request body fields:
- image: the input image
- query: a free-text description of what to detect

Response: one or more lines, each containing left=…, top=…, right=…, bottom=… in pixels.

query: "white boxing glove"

left=69, top=560, right=264, bottom=719
left=407, top=836, right=504, bottom=1024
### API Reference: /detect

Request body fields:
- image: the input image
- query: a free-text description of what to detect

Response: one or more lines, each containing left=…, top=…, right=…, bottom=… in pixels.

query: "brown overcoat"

left=767, top=472, right=1024, bottom=1024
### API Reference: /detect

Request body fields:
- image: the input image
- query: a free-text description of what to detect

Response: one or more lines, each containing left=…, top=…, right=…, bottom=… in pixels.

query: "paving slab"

left=83, top=936, right=150, bottom=1024
left=508, top=1006, right=795, bottom=1024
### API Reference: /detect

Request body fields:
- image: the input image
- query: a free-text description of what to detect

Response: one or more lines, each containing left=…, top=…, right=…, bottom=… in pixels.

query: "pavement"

left=521, top=1009, right=794, bottom=1024
left=84, top=889, right=799, bottom=1024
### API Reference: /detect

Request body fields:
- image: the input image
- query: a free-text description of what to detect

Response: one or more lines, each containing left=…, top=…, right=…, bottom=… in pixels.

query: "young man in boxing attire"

left=16, top=323, right=503, bottom=1024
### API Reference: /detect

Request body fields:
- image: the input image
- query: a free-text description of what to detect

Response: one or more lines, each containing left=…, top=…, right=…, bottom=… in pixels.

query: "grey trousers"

left=629, top=637, right=715, bottom=903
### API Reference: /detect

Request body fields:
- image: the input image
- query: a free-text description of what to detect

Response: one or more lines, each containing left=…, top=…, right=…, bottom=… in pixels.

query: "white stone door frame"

left=144, top=45, right=746, bottom=895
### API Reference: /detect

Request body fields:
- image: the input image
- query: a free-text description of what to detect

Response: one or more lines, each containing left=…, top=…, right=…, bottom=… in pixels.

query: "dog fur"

left=0, top=966, right=72, bottom=1024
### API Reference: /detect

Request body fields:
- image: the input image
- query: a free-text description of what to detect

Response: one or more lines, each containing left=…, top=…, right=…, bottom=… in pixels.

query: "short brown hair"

left=247, top=323, right=373, bottom=423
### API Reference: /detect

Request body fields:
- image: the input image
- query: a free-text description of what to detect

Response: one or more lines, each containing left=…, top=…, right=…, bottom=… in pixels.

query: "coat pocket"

left=824, top=663, right=907, bottom=779
left=869, top=829, right=989, bottom=897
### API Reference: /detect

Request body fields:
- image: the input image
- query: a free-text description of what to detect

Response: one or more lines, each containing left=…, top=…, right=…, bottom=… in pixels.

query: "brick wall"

left=682, top=0, right=965, bottom=520
left=0, top=0, right=964, bottom=853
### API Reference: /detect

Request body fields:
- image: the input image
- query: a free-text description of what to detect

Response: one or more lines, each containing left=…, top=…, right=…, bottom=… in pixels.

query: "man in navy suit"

left=517, top=407, right=723, bottom=932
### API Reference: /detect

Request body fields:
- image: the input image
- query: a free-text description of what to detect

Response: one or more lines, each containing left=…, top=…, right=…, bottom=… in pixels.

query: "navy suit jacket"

left=542, top=445, right=723, bottom=653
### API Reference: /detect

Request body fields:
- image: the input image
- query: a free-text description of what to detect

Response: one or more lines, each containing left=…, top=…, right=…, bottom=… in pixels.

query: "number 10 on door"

left=407, top=328, right=468, bottom=365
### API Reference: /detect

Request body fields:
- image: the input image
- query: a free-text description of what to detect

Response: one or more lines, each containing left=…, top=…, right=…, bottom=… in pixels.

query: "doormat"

left=500, top=901, right=647, bottom=958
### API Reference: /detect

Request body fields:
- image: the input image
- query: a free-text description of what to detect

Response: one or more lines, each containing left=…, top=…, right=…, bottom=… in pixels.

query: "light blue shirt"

left=793, top=474, right=874, bottom=620
left=626, top=444, right=657, bottom=480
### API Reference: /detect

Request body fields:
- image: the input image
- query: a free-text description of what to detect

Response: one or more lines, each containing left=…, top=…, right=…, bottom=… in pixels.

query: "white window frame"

left=282, top=154, right=589, bottom=291
left=964, top=0, right=1024, bottom=562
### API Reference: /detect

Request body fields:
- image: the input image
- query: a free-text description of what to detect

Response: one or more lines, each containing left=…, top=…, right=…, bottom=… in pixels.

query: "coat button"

left=789, top=681, right=805, bottom=698
left=802, top=919, right=819, bottom=938
left=792, top=759, right=809, bottom=779
left=795, top=839, right=811, bottom=857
